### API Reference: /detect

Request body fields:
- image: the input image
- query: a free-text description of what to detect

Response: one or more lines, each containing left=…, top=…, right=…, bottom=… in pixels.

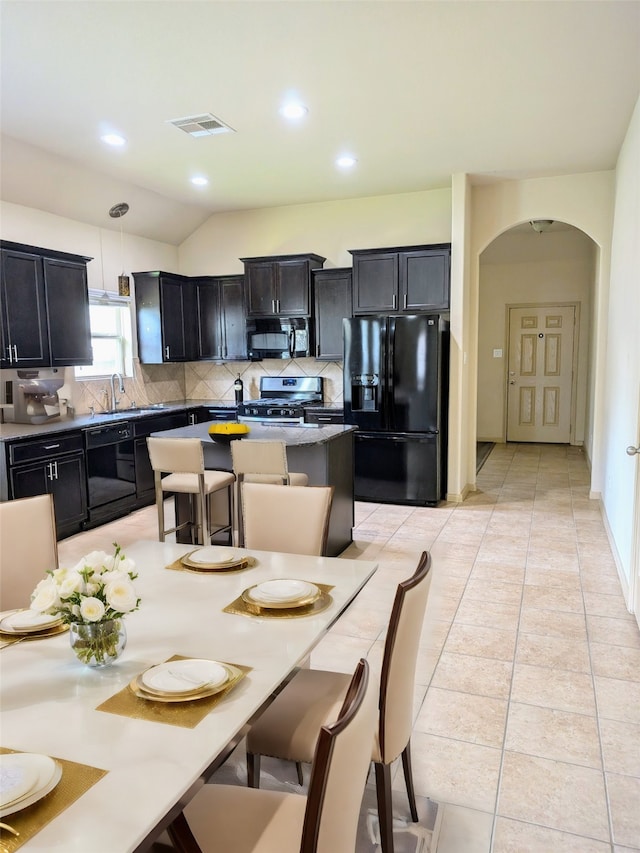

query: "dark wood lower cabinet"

left=10, top=450, right=87, bottom=539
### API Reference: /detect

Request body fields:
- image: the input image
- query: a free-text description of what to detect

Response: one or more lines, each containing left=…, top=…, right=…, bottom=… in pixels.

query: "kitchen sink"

left=103, top=404, right=170, bottom=415
left=126, top=405, right=169, bottom=413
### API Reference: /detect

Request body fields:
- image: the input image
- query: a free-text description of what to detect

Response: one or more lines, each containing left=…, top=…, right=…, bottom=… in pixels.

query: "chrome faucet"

left=109, top=373, right=125, bottom=412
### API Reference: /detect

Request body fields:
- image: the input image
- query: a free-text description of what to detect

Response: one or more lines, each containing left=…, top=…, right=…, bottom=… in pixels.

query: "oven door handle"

left=289, top=330, right=296, bottom=357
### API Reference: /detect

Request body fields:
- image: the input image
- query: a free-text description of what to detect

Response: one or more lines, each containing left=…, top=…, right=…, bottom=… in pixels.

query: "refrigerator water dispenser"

left=350, top=374, right=379, bottom=412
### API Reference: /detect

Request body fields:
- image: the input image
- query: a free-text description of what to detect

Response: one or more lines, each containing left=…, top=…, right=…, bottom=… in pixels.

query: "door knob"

left=626, top=445, right=640, bottom=456
left=509, top=380, right=516, bottom=385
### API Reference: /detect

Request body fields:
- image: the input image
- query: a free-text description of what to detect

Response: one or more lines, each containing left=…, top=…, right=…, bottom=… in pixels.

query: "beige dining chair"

left=0, top=493, right=59, bottom=611
left=146, top=437, right=235, bottom=546
left=167, top=657, right=376, bottom=853
left=241, top=482, right=333, bottom=556
left=230, top=440, right=308, bottom=545
left=246, top=551, right=433, bottom=853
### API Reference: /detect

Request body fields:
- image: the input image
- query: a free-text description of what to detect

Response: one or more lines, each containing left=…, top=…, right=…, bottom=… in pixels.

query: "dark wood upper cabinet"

left=134, top=271, right=197, bottom=363
left=194, top=274, right=246, bottom=361
left=313, top=267, right=352, bottom=360
left=350, top=244, right=451, bottom=315
left=44, top=257, right=92, bottom=366
left=1, top=247, right=48, bottom=368
left=0, top=241, right=92, bottom=368
left=242, top=253, right=325, bottom=317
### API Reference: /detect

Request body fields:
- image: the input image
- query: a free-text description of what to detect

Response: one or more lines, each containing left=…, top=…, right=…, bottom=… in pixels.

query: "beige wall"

left=477, top=229, right=594, bottom=443
left=600, top=94, right=640, bottom=594
left=178, top=189, right=453, bottom=274
left=0, top=201, right=178, bottom=291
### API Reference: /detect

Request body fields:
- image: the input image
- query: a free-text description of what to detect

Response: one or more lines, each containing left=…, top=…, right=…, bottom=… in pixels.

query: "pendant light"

left=109, top=202, right=130, bottom=296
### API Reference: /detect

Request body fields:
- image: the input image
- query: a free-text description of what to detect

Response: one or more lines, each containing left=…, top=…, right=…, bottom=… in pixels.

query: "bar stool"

left=147, top=437, right=235, bottom=546
left=230, top=440, right=308, bottom=546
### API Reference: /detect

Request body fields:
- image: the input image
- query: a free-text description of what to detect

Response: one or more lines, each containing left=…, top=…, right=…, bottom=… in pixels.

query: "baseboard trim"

left=447, top=483, right=472, bottom=503
left=597, top=495, right=632, bottom=611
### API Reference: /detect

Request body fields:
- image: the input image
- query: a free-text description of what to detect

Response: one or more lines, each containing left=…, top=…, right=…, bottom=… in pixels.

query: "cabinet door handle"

left=44, top=444, right=61, bottom=450
left=392, top=294, right=397, bottom=311
left=12, top=344, right=18, bottom=362
left=5, top=346, right=12, bottom=363
left=165, top=346, right=170, bottom=359
left=276, top=299, right=280, bottom=313
left=53, top=461, right=58, bottom=480
left=403, top=293, right=408, bottom=310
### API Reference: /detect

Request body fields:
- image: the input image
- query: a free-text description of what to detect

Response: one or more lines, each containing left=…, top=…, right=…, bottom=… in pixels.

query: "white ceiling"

left=1, top=1, right=639, bottom=245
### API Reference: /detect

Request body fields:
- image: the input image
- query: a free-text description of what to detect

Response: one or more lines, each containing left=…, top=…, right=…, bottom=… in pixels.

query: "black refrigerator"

left=343, top=314, right=449, bottom=506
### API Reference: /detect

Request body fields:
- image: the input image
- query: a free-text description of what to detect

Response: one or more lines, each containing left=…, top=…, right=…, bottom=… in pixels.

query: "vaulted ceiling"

left=1, top=1, right=639, bottom=244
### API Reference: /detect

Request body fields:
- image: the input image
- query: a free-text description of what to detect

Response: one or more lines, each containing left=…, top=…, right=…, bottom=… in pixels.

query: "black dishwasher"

left=84, top=422, right=136, bottom=526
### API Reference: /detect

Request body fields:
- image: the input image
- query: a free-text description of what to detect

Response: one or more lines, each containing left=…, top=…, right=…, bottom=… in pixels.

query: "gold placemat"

left=0, top=748, right=107, bottom=852
left=0, top=624, right=69, bottom=650
left=96, top=655, right=252, bottom=729
left=165, top=553, right=257, bottom=573
left=223, top=583, right=334, bottom=619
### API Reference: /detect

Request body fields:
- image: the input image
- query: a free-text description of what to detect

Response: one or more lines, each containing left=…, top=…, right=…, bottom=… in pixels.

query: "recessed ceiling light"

left=101, top=133, right=126, bottom=147
left=279, top=102, right=308, bottom=120
left=191, top=176, right=209, bottom=187
left=336, top=155, right=357, bottom=169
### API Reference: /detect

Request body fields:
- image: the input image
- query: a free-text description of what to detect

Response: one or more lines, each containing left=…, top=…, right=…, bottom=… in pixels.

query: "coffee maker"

left=10, top=369, right=64, bottom=424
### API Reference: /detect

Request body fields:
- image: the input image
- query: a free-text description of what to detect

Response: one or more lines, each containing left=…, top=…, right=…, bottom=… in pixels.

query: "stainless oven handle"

left=289, top=330, right=295, bottom=357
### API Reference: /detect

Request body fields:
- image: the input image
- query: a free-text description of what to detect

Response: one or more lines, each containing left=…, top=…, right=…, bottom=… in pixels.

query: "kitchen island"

left=151, top=422, right=357, bottom=557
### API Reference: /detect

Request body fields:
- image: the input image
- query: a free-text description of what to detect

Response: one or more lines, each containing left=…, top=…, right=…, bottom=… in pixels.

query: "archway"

left=476, top=220, right=598, bottom=464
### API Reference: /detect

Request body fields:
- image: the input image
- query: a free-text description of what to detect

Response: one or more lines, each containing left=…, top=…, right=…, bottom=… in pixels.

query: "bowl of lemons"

left=207, top=422, right=250, bottom=444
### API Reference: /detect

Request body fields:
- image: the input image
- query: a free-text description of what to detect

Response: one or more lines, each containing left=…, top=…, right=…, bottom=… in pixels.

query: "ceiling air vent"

left=167, top=113, right=235, bottom=138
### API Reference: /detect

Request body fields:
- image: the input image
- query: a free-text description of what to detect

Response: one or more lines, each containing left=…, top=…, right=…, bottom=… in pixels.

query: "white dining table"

left=0, top=540, right=377, bottom=852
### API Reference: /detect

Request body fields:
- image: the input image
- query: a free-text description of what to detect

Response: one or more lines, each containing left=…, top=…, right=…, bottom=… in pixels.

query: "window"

left=75, top=292, right=133, bottom=379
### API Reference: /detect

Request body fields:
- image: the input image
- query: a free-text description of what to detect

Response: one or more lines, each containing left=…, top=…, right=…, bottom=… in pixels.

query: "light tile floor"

left=57, top=443, right=640, bottom=852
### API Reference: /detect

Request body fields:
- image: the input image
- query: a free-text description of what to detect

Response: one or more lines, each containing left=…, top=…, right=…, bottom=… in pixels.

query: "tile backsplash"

left=71, top=358, right=343, bottom=415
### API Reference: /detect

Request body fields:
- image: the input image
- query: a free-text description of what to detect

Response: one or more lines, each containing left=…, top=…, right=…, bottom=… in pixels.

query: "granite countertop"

left=152, top=420, right=357, bottom=448
left=0, top=400, right=347, bottom=443
left=0, top=400, right=236, bottom=442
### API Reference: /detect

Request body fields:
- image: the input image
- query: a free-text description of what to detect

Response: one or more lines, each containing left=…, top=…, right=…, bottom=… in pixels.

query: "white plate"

left=0, top=754, right=61, bottom=817
left=248, top=579, right=318, bottom=605
left=0, top=611, right=63, bottom=634
left=0, top=755, right=40, bottom=807
left=186, top=547, right=243, bottom=566
left=141, top=659, right=229, bottom=695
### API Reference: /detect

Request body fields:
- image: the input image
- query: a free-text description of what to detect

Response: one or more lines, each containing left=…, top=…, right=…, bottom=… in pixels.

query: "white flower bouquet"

left=30, top=544, right=140, bottom=666
left=30, top=543, right=140, bottom=624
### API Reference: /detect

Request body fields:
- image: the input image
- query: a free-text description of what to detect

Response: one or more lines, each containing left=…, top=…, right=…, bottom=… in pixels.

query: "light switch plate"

left=493, top=348, right=503, bottom=358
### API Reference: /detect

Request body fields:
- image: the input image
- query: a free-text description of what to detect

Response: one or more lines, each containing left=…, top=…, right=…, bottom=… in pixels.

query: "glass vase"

left=69, top=619, right=127, bottom=667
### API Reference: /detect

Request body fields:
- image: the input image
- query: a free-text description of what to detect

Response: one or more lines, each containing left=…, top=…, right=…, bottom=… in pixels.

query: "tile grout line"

left=574, top=464, right=617, bottom=852
left=488, top=443, right=535, bottom=851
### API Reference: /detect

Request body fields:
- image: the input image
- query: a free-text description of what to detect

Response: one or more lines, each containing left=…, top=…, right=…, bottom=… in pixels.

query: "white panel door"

left=507, top=305, right=576, bottom=443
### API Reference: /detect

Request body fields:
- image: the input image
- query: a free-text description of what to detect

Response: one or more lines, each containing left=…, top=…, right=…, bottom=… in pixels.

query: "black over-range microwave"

left=246, top=317, right=312, bottom=360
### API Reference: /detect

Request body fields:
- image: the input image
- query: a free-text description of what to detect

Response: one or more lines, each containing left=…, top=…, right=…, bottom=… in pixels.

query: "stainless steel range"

left=237, top=376, right=323, bottom=424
